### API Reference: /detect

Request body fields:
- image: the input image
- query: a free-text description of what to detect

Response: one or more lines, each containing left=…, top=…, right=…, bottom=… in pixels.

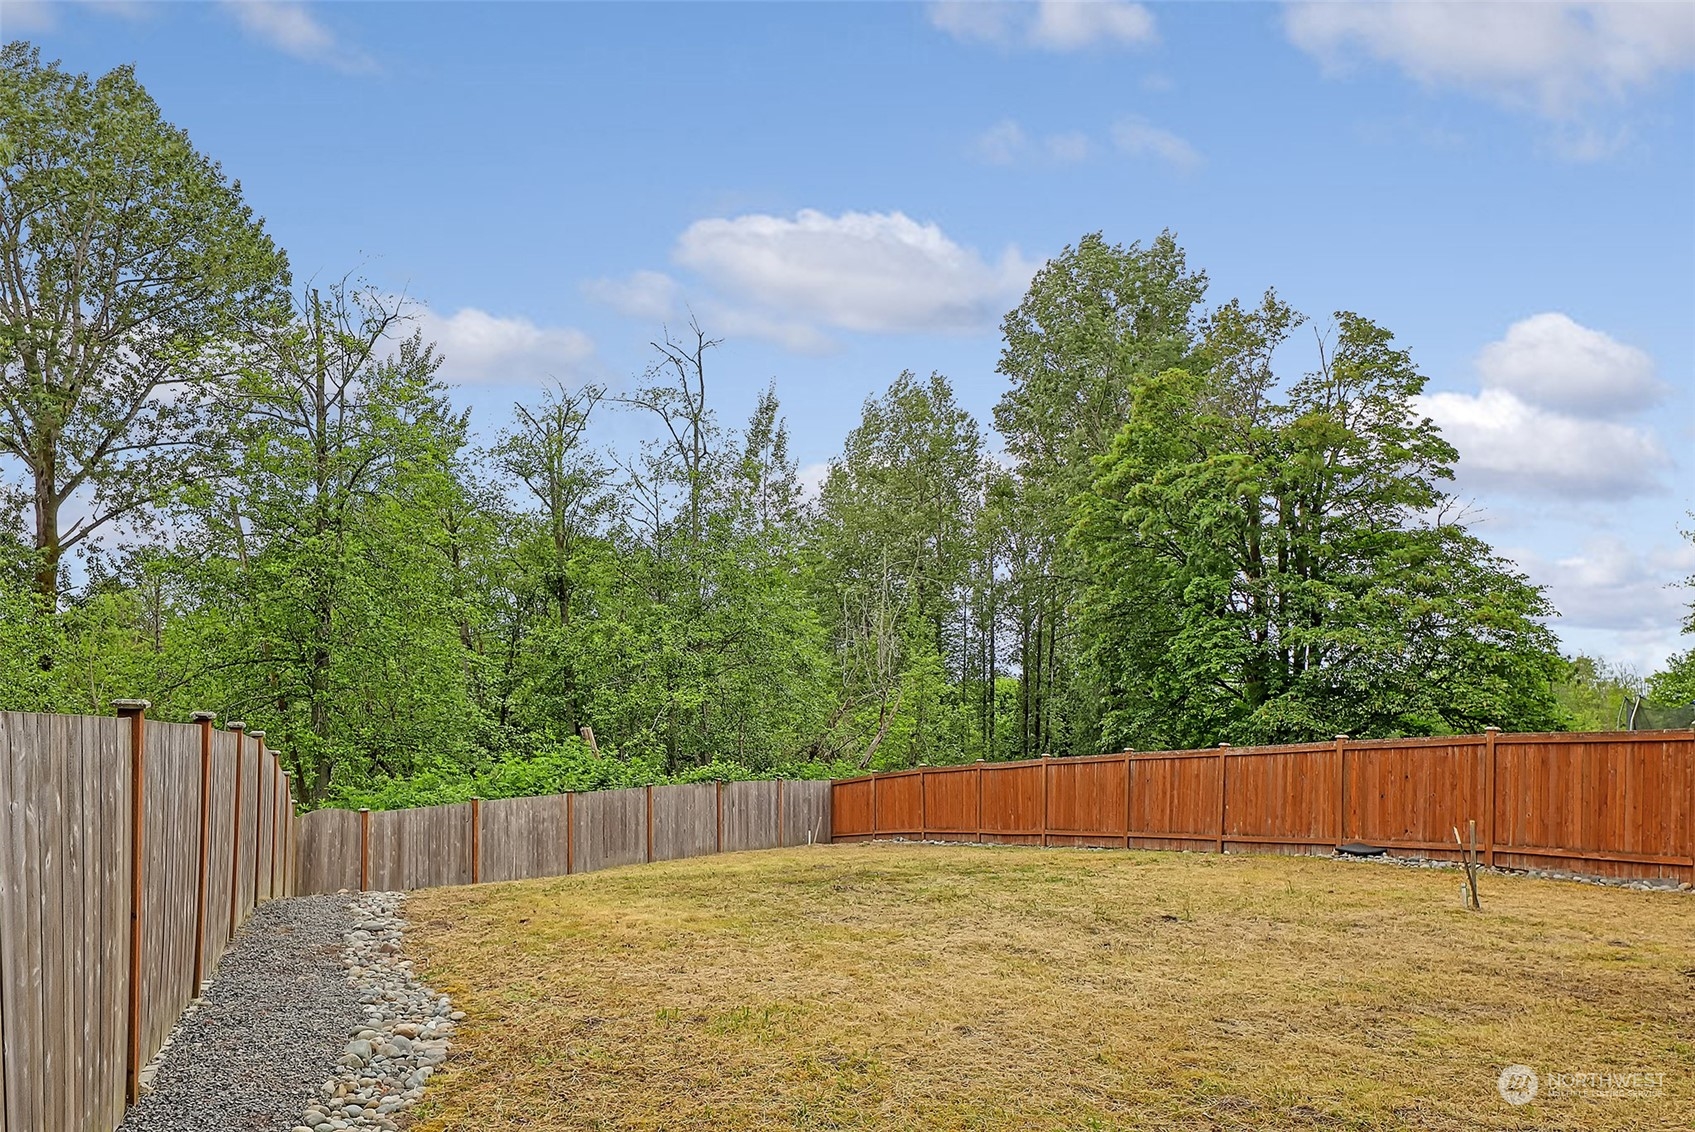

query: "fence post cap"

left=111, top=699, right=150, bottom=713
left=359, top=807, right=370, bottom=813
left=1218, top=742, right=1231, bottom=748
left=250, top=730, right=266, bottom=740
left=1335, top=734, right=1349, bottom=740
left=1484, top=725, right=1502, bottom=733
left=191, top=710, right=217, bottom=722
left=227, top=721, right=247, bottom=731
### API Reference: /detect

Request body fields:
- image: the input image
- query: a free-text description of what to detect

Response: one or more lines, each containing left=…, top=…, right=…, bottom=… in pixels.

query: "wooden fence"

left=0, top=706, right=298, bottom=1132
left=831, top=729, right=1695, bottom=884
left=295, top=779, right=833, bottom=894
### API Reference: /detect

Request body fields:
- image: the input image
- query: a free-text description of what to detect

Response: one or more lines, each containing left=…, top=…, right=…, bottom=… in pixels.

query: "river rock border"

left=296, top=892, right=460, bottom=1132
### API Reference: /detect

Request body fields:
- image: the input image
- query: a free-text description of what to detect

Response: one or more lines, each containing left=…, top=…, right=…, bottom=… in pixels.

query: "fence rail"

left=0, top=707, right=298, bottom=1132
left=294, top=778, right=833, bottom=895
left=830, top=729, right=1695, bottom=883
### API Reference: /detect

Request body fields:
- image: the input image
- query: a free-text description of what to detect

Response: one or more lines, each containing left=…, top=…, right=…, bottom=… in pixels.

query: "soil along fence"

left=295, top=779, right=833, bottom=894
left=0, top=706, right=299, bottom=1132
left=831, top=729, right=1695, bottom=884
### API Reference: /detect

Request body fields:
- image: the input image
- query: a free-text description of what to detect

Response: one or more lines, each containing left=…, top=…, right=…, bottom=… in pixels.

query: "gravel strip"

left=121, top=893, right=364, bottom=1132
left=304, top=892, right=457, bottom=1131
left=1334, top=849, right=1694, bottom=892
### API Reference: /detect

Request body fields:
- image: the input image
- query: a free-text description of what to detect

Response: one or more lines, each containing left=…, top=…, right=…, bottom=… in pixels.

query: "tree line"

left=4, top=46, right=1690, bottom=809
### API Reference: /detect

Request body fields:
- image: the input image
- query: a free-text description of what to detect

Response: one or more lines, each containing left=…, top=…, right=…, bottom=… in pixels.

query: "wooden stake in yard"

left=1454, top=822, right=1482, bottom=911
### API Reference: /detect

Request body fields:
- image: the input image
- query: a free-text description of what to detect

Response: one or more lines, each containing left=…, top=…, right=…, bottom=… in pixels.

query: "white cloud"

left=220, top=1, right=375, bottom=73
left=1419, top=312, right=1673, bottom=501
left=797, top=461, right=831, bottom=503
left=1030, top=0, right=1156, bottom=50
left=672, top=209, right=1036, bottom=337
left=1045, top=130, right=1093, bottom=162
left=929, top=1, right=1157, bottom=51
left=974, top=119, right=1028, bottom=165
left=3, top=0, right=58, bottom=31
left=972, top=119, right=1093, bottom=165
left=415, top=307, right=595, bottom=386
left=697, top=303, right=838, bottom=356
left=2, top=0, right=151, bottom=32
left=1284, top=1, right=1695, bottom=118
left=1513, top=537, right=1695, bottom=634
left=1419, top=387, right=1669, bottom=500
left=1475, top=312, right=1663, bottom=418
left=582, top=270, right=680, bottom=323
left=1111, top=115, right=1202, bottom=170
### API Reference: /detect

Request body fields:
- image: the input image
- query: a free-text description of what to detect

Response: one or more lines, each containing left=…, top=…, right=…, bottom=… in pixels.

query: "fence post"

left=1483, top=727, right=1499, bottom=868
left=715, top=782, right=723, bottom=853
left=916, top=770, right=924, bottom=842
left=645, top=784, right=654, bottom=862
left=1040, top=754, right=1050, bottom=848
left=191, top=711, right=216, bottom=991
left=870, top=771, right=879, bottom=840
left=1123, top=752, right=1133, bottom=850
left=251, top=732, right=268, bottom=903
left=777, top=778, right=786, bottom=847
left=975, top=760, right=984, bottom=844
left=1334, top=735, right=1348, bottom=849
left=269, top=753, right=281, bottom=899
left=113, top=698, right=149, bottom=1106
left=227, top=722, right=246, bottom=938
left=280, top=772, right=291, bottom=897
left=359, top=808, right=371, bottom=891
left=471, top=797, right=481, bottom=884
left=271, top=762, right=283, bottom=898
left=1216, top=743, right=1230, bottom=853
left=565, top=792, right=574, bottom=875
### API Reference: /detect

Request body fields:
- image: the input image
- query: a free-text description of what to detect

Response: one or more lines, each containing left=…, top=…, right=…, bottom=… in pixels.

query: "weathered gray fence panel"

left=781, top=779, right=832, bottom=846
left=199, top=730, right=238, bottom=979
left=235, top=740, right=260, bottom=922
left=418, top=803, right=473, bottom=890
left=298, top=808, right=361, bottom=895
left=480, top=795, right=570, bottom=883
left=297, top=777, right=835, bottom=892
left=573, top=787, right=646, bottom=873
left=366, top=804, right=473, bottom=892
left=651, top=784, right=717, bottom=861
left=254, top=750, right=274, bottom=904
left=139, top=722, right=200, bottom=1087
left=722, top=780, right=780, bottom=853
left=0, top=712, right=132, bottom=1132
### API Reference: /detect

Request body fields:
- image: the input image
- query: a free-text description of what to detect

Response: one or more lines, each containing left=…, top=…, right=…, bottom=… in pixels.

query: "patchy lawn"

left=405, top=844, right=1693, bottom=1131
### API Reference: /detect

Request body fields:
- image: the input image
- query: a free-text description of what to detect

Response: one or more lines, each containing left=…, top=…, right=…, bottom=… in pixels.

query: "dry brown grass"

left=405, top=844, right=1694, bottom=1131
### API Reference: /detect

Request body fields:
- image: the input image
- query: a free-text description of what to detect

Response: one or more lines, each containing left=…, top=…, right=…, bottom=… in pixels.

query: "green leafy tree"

left=0, top=44, right=288, bottom=608
left=585, top=324, right=832, bottom=770
left=180, top=283, right=480, bottom=800
left=810, top=371, right=985, bottom=765
left=1075, top=297, right=1564, bottom=746
left=992, top=232, right=1209, bottom=756
left=1648, top=520, right=1695, bottom=710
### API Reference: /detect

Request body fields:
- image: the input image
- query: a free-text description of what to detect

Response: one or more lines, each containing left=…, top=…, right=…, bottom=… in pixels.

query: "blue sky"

left=8, top=0, right=1694, bottom=674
